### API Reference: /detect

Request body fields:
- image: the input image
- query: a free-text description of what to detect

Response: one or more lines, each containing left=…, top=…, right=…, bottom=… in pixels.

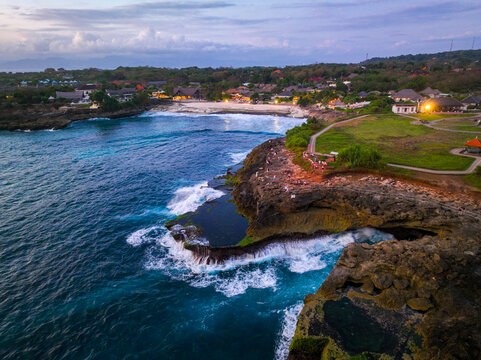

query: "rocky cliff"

left=0, top=104, right=154, bottom=131
left=231, top=138, right=481, bottom=359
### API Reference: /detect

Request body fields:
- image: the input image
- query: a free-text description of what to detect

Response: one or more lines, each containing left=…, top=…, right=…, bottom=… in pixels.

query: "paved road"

left=309, top=115, right=370, bottom=155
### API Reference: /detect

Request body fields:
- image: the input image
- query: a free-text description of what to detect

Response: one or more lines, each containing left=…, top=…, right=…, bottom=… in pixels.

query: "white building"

left=392, top=103, right=417, bottom=114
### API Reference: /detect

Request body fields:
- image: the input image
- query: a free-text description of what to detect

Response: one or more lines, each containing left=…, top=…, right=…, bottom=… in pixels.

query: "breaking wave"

left=166, top=181, right=224, bottom=215
left=275, top=302, right=304, bottom=360
left=228, top=151, right=250, bottom=164
left=126, top=227, right=391, bottom=297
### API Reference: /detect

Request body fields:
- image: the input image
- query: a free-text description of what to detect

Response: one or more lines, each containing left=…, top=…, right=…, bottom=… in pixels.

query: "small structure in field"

left=465, top=138, right=481, bottom=154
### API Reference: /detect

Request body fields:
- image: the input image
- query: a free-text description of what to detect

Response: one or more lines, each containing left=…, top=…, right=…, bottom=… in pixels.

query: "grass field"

left=315, top=115, right=476, bottom=171
left=432, top=119, right=481, bottom=132
left=414, top=113, right=475, bottom=121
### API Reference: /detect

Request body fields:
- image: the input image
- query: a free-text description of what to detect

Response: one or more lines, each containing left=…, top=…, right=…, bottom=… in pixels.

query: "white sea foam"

left=274, top=302, right=304, bottom=360
left=166, top=181, right=224, bottom=215
left=129, top=226, right=392, bottom=297
left=126, top=226, right=158, bottom=247
left=135, top=228, right=380, bottom=297
left=228, top=151, right=250, bottom=164
left=138, top=111, right=305, bottom=134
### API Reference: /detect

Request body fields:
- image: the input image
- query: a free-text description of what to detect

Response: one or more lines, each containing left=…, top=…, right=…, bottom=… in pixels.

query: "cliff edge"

left=232, top=138, right=481, bottom=359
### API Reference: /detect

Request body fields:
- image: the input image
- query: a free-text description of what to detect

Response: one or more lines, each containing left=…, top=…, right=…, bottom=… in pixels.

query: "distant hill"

left=364, top=49, right=481, bottom=65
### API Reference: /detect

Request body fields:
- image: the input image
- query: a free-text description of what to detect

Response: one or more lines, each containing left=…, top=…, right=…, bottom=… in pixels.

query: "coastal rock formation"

left=0, top=104, right=153, bottom=131
left=233, top=138, right=480, bottom=241
left=231, top=138, right=481, bottom=359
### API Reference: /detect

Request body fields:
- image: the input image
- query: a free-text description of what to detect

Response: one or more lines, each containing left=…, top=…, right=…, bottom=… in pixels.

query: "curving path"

left=388, top=148, right=481, bottom=175
left=311, top=113, right=481, bottom=175
left=309, top=115, right=369, bottom=155
left=400, top=113, right=481, bottom=134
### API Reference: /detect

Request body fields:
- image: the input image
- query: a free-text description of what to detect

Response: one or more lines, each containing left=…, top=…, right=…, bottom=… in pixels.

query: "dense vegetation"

left=1, top=49, right=481, bottom=99
left=90, top=90, right=150, bottom=111
left=338, top=144, right=384, bottom=169
left=285, top=117, right=326, bottom=171
left=286, top=117, right=324, bottom=150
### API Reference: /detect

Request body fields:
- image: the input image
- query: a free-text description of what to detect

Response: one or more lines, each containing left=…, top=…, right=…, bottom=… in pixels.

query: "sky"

left=0, top=0, right=481, bottom=71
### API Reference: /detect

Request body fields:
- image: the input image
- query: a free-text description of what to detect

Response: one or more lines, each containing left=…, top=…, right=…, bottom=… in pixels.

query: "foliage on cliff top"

left=286, top=117, right=325, bottom=151
left=338, top=144, right=384, bottom=169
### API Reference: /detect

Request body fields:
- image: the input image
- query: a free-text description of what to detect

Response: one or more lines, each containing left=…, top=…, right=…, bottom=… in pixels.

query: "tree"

left=101, top=96, right=121, bottom=112
left=130, top=91, right=149, bottom=106
left=90, top=90, right=108, bottom=103
left=297, top=96, right=311, bottom=107
left=405, top=76, right=427, bottom=91
left=336, top=80, right=348, bottom=92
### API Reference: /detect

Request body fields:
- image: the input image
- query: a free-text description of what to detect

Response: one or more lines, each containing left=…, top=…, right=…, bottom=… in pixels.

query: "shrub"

left=286, top=135, right=308, bottom=149
left=338, top=144, right=384, bottom=169
left=285, top=118, right=324, bottom=150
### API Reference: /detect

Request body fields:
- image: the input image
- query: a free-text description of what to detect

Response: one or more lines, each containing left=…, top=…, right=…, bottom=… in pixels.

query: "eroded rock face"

left=291, top=236, right=481, bottom=359
left=231, top=139, right=481, bottom=359
left=233, top=138, right=480, bottom=242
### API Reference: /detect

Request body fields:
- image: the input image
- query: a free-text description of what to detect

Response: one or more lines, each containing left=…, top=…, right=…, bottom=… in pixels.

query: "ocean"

left=0, top=112, right=392, bottom=359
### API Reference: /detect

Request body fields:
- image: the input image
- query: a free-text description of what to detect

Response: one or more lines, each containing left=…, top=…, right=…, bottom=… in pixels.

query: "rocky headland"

left=168, top=137, right=481, bottom=359
left=0, top=103, right=158, bottom=131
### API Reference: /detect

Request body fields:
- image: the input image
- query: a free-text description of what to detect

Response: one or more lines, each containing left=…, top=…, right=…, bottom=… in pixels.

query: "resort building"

left=76, top=84, right=99, bottom=96
left=420, top=87, right=442, bottom=98
left=106, top=88, right=136, bottom=100
left=420, top=97, right=464, bottom=113
left=328, top=99, right=346, bottom=109
left=391, top=89, right=424, bottom=102
left=465, top=138, right=481, bottom=154
left=173, top=87, right=201, bottom=100
left=461, top=95, right=481, bottom=109
left=276, top=91, right=293, bottom=98
left=392, top=103, right=417, bottom=114
left=55, top=91, right=84, bottom=103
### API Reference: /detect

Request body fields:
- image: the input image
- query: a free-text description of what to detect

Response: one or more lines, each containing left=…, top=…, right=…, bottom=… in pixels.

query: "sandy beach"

left=153, top=101, right=310, bottom=118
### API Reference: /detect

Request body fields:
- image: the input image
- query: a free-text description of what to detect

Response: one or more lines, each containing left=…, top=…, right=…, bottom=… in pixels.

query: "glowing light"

left=225, top=99, right=228, bottom=103
left=425, top=104, right=431, bottom=111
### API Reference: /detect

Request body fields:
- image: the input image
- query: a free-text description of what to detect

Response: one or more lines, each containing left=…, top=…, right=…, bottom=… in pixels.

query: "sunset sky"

left=1, top=0, right=480, bottom=70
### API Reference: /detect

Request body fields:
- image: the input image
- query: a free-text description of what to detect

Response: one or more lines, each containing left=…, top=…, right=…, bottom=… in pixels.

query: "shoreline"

left=1, top=101, right=311, bottom=132
left=0, top=105, right=153, bottom=131
left=153, top=100, right=310, bottom=118
left=166, top=136, right=481, bottom=359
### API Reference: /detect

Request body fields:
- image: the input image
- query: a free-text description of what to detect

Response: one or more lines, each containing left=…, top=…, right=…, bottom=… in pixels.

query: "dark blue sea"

left=0, top=112, right=392, bottom=359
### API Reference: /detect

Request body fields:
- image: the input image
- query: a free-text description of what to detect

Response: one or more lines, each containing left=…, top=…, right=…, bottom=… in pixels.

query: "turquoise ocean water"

left=0, top=112, right=392, bottom=359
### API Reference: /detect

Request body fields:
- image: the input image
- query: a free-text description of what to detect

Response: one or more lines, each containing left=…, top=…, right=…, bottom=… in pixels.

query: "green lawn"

left=433, top=120, right=481, bottom=133
left=316, top=115, right=475, bottom=171
left=414, top=113, right=474, bottom=121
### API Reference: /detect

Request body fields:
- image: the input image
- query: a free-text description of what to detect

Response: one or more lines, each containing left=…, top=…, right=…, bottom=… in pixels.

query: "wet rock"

left=371, top=273, right=394, bottom=290
left=407, top=298, right=433, bottom=312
